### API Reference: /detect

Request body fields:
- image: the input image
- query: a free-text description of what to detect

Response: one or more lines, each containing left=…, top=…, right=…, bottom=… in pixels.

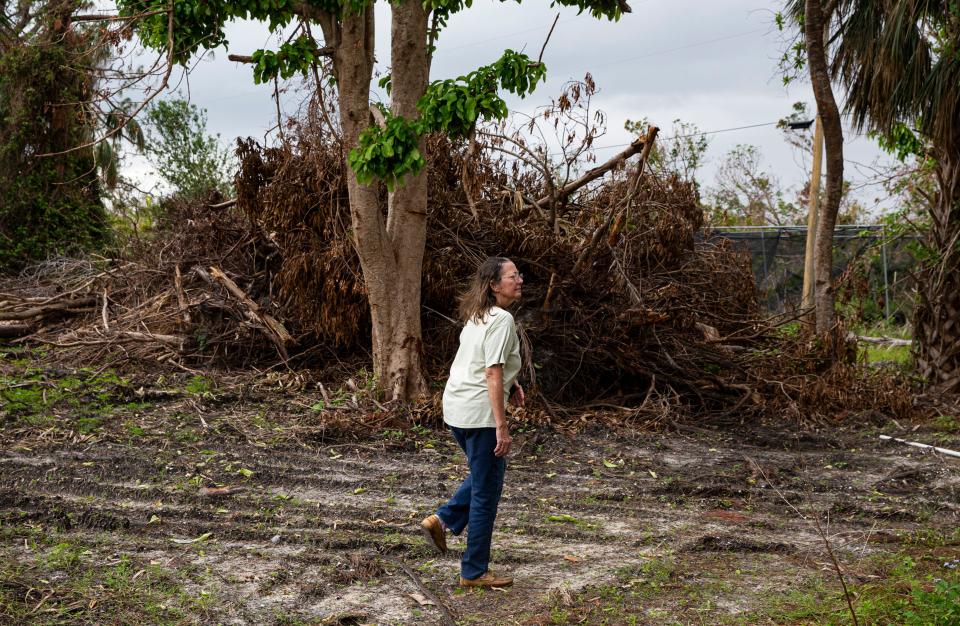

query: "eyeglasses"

left=502, top=272, right=524, bottom=282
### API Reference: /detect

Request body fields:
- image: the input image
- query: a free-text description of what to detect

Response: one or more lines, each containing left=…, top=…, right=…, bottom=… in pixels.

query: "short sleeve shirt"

left=442, top=306, right=521, bottom=428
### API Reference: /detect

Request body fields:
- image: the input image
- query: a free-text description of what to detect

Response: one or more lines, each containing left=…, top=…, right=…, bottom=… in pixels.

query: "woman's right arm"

left=485, top=364, right=512, bottom=457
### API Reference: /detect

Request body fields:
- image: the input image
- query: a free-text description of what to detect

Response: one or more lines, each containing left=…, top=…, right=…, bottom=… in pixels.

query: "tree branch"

left=70, top=9, right=167, bottom=23
left=537, top=14, right=559, bottom=64
left=36, top=1, right=176, bottom=159
left=572, top=125, right=659, bottom=275
left=227, top=45, right=335, bottom=65
left=535, top=133, right=649, bottom=206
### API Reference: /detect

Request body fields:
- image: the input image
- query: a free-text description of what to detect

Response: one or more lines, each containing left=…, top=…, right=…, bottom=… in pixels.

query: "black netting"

left=702, top=226, right=918, bottom=322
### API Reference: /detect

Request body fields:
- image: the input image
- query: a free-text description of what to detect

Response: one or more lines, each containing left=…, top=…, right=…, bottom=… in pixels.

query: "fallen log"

left=0, top=297, right=96, bottom=321
left=855, top=335, right=912, bottom=347
left=26, top=330, right=186, bottom=350
left=0, top=323, right=32, bottom=338
left=208, top=266, right=294, bottom=360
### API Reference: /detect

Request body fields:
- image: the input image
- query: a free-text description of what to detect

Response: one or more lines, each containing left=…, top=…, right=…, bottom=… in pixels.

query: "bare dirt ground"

left=2, top=353, right=959, bottom=625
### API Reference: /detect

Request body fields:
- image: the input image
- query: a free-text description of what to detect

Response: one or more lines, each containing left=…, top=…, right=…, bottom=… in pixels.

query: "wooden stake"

left=801, top=115, right=823, bottom=317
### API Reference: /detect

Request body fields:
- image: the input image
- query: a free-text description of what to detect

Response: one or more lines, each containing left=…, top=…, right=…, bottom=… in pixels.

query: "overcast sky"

left=115, top=0, right=898, bottom=211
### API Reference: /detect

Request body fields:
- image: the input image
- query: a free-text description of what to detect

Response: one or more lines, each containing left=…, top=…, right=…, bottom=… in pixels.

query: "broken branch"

left=209, top=266, right=294, bottom=360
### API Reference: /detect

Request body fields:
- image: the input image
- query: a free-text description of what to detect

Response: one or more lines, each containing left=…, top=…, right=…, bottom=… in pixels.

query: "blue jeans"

left=436, top=425, right=506, bottom=580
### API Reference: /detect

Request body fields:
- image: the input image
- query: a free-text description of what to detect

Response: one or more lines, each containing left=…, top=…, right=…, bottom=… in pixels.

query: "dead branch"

left=209, top=266, right=294, bottom=360
left=610, top=251, right=642, bottom=306
left=572, top=125, right=659, bottom=275
left=209, top=198, right=238, bottom=210
left=71, top=9, right=167, bottom=23
left=174, top=266, right=190, bottom=324
left=537, top=14, right=560, bottom=64
left=0, top=323, right=32, bottom=338
left=0, top=297, right=96, bottom=321
left=390, top=558, right=456, bottom=626
left=853, top=334, right=911, bottom=346
left=100, top=289, right=110, bottom=331
left=534, top=131, right=650, bottom=207
left=879, top=435, right=960, bottom=459
left=37, top=2, right=176, bottom=158
left=745, top=456, right=860, bottom=626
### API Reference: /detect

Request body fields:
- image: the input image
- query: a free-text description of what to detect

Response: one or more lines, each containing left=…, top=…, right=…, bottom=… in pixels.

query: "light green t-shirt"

left=443, top=306, right=521, bottom=429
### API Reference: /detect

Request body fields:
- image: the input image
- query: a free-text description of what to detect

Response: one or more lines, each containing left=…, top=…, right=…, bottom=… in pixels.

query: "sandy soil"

left=2, top=365, right=959, bottom=625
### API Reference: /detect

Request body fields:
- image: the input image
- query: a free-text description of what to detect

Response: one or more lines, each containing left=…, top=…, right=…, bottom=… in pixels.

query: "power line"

left=444, top=16, right=584, bottom=52
left=581, top=121, right=780, bottom=154
left=593, top=27, right=769, bottom=70
left=442, top=0, right=652, bottom=52
left=579, top=119, right=876, bottom=154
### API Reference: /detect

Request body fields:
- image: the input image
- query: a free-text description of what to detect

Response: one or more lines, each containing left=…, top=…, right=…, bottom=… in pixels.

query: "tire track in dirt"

left=2, top=423, right=959, bottom=624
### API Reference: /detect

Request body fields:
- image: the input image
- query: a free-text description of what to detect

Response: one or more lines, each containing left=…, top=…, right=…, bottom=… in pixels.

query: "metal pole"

left=760, top=228, right=769, bottom=288
left=881, top=225, right=891, bottom=320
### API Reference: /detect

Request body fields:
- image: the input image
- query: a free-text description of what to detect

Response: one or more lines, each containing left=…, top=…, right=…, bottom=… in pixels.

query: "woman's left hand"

left=509, top=383, right=525, bottom=408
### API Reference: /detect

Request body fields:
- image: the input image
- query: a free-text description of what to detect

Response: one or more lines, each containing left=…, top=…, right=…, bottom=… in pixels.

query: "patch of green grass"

left=124, top=420, right=147, bottom=437
left=0, top=364, right=140, bottom=435
left=759, top=550, right=960, bottom=625
left=776, top=321, right=803, bottom=338
left=185, top=374, right=215, bottom=397
left=0, top=541, right=216, bottom=625
left=932, top=414, right=960, bottom=434
left=615, top=556, right=676, bottom=598
left=545, top=513, right=598, bottom=530
left=897, top=527, right=960, bottom=548
left=848, top=321, right=913, bottom=367
left=861, top=342, right=913, bottom=367
left=532, top=555, right=731, bottom=625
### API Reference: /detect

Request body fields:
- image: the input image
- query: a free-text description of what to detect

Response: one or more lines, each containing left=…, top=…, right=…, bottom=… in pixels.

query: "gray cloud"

left=111, top=0, right=896, bottom=212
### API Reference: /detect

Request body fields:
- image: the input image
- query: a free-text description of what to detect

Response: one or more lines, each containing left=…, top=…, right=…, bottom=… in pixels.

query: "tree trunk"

left=380, top=0, right=430, bottom=401
left=914, top=133, right=960, bottom=393
left=805, top=0, right=844, bottom=334
left=333, top=2, right=431, bottom=402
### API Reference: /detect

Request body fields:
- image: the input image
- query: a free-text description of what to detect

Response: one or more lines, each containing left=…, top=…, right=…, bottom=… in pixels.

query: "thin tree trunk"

left=805, top=0, right=844, bottom=333
left=381, top=0, right=430, bottom=401
left=334, top=7, right=394, bottom=392
left=915, top=135, right=960, bottom=393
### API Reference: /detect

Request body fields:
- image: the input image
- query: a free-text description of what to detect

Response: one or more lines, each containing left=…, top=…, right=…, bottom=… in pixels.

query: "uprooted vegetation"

left=0, top=81, right=919, bottom=425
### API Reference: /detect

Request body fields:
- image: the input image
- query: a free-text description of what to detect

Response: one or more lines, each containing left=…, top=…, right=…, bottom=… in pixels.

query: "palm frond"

left=921, top=49, right=960, bottom=146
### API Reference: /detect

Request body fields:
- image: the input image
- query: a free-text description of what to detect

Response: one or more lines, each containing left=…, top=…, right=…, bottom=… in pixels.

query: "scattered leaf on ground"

left=171, top=531, right=213, bottom=544
left=408, top=592, right=435, bottom=606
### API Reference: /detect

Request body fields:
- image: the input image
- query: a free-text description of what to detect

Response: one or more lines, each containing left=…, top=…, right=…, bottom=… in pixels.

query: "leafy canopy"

left=251, top=35, right=324, bottom=85
left=0, top=4, right=108, bottom=270
left=144, top=98, right=235, bottom=199
left=350, top=49, right=547, bottom=189
left=122, top=0, right=626, bottom=190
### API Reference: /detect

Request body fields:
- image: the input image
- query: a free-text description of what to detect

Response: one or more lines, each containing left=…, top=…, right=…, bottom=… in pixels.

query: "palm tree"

left=827, top=1, right=960, bottom=392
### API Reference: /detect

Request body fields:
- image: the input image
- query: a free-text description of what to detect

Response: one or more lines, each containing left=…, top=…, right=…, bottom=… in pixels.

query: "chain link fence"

left=705, top=225, right=918, bottom=322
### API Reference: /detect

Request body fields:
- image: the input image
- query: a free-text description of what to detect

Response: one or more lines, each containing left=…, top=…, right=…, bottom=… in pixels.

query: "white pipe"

left=879, top=435, right=960, bottom=459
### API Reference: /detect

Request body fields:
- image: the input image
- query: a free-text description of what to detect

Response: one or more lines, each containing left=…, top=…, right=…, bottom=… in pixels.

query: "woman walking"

left=421, top=256, right=525, bottom=587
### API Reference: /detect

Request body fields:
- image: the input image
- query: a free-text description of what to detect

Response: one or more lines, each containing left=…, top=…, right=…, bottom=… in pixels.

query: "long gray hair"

left=457, top=256, right=510, bottom=324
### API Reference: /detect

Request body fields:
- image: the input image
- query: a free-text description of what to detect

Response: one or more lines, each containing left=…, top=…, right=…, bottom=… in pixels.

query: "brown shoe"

left=420, top=514, right=447, bottom=555
left=459, top=570, right=513, bottom=588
